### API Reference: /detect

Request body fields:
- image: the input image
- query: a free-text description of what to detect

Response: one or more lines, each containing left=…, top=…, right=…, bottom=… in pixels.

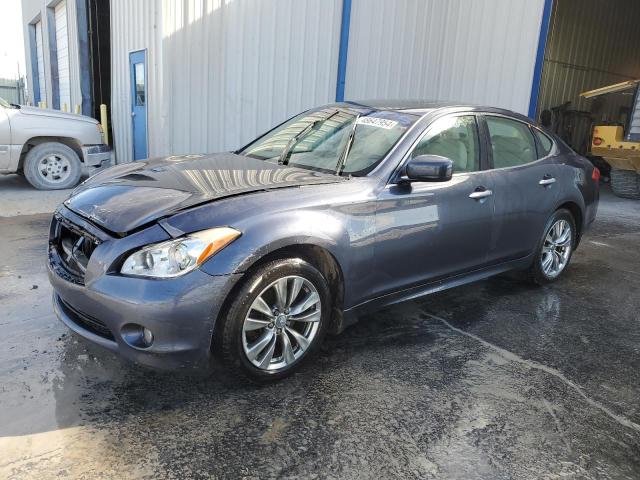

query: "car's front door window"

left=411, top=115, right=480, bottom=173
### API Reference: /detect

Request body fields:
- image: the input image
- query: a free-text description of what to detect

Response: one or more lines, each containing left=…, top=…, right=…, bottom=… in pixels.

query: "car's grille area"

left=58, top=296, right=115, bottom=341
left=49, top=214, right=102, bottom=285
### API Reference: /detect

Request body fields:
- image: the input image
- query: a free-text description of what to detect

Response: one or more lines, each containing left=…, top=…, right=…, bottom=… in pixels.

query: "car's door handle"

left=539, top=177, right=556, bottom=186
left=469, top=189, right=493, bottom=200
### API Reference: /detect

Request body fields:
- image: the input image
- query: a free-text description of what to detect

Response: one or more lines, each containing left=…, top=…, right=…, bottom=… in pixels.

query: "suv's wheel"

left=23, top=142, right=82, bottom=190
left=528, top=209, right=576, bottom=285
left=217, top=258, right=330, bottom=383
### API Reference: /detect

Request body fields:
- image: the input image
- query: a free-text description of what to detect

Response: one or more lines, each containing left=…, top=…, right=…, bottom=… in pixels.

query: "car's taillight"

left=592, top=167, right=601, bottom=181
left=593, top=137, right=603, bottom=146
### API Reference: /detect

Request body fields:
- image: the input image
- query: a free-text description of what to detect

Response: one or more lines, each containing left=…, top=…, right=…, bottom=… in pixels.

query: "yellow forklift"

left=581, top=80, right=640, bottom=199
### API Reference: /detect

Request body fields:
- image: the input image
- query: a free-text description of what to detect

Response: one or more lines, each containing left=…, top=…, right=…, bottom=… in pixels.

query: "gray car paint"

left=49, top=102, right=599, bottom=370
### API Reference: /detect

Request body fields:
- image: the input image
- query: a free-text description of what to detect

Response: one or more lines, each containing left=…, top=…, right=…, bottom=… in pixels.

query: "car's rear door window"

left=485, top=116, right=537, bottom=168
left=411, top=115, right=480, bottom=173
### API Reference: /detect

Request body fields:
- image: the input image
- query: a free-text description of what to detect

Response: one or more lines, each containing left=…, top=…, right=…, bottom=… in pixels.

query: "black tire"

left=610, top=167, right=640, bottom=200
left=23, top=142, right=82, bottom=190
left=527, top=209, right=576, bottom=285
left=216, top=258, right=331, bottom=383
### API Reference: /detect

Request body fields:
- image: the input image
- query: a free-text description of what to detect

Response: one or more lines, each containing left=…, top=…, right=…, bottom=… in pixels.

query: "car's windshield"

left=240, top=107, right=418, bottom=176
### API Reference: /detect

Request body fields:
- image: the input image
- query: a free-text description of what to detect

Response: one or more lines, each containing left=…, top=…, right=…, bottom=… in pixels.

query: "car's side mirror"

left=403, top=155, right=453, bottom=182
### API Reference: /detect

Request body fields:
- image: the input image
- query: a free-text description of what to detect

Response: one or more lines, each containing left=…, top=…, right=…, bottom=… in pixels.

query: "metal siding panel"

left=345, top=0, right=545, bottom=115
left=65, top=0, right=83, bottom=111
left=110, top=0, right=165, bottom=163
left=111, top=0, right=342, bottom=163
left=537, top=0, right=640, bottom=122
left=55, top=1, right=71, bottom=110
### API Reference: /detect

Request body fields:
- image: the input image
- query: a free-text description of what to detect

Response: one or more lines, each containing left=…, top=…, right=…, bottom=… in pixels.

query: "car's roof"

left=344, top=99, right=531, bottom=122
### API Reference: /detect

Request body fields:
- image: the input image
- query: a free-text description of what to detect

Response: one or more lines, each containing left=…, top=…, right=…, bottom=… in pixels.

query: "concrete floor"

left=1, top=174, right=639, bottom=479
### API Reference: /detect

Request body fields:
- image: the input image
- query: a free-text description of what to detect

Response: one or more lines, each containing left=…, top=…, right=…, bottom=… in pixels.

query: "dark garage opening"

left=535, top=0, right=640, bottom=157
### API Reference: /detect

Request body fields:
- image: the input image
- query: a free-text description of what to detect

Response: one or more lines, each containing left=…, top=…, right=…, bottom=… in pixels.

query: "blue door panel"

left=129, top=50, right=148, bottom=160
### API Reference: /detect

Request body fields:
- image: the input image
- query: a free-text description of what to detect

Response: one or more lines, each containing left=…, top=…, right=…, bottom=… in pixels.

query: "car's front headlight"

left=120, top=227, right=241, bottom=278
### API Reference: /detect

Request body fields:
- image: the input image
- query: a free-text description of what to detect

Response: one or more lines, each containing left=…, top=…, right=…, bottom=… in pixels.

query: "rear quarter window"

left=533, top=128, right=554, bottom=158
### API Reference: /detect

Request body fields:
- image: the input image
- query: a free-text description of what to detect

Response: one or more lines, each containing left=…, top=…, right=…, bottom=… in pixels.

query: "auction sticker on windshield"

left=357, top=117, right=399, bottom=129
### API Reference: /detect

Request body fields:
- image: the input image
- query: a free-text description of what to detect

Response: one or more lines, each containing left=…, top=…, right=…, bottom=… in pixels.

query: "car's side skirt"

left=343, top=253, right=534, bottom=321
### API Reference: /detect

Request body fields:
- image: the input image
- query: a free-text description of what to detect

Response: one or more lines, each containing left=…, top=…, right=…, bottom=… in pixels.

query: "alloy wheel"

left=541, top=219, right=572, bottom=278
left=242, top=275, right=321, bottom=371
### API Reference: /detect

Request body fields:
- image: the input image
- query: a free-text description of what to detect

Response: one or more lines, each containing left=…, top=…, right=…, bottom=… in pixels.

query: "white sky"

left=0, top=0, right=27, bottom=79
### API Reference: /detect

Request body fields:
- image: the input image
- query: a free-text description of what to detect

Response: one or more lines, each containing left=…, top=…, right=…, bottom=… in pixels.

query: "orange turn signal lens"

left=192, top=227, right=241, bottom=265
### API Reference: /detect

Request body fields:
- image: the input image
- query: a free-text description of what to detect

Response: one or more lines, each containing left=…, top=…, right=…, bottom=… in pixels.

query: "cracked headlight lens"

left=121, top=227, right=241, bottom=278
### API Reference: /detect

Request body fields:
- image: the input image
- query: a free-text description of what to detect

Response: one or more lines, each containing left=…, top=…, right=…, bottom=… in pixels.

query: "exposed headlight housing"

left=120, top=227, right=241, bottom=278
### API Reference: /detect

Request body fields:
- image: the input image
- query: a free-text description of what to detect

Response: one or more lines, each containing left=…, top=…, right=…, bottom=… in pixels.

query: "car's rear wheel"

left=217, top=258, right=330, bottom=383
left=528, top=209, right=576, bottom=285
left=23, top=142, right=82, bottom=190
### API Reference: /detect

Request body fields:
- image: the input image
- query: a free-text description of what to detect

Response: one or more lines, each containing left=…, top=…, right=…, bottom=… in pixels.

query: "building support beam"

left=335, top=0, right=352, bottom=102
left=528, top=0, right=554, bottom=119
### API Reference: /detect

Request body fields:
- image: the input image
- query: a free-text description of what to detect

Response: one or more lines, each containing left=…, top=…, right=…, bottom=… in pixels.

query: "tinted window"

left=411, top=115, right=480, bottom=173
left=533, top=128, right=553, bottom=158
left=241, top=108, right=417, bottom=176
left=486, top=116, right=536, bottom=168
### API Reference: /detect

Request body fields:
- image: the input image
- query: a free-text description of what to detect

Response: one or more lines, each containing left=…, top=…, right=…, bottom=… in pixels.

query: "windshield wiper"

left=334, top=114, right=360, bottom=175
left=279, top=110, right=341, bottom=166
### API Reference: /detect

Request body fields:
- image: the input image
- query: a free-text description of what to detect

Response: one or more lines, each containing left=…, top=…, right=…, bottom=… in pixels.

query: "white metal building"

left=21, top=0, right=110, bottom=120
left=109, top=0, right=547, bottom=163
left=21, top=0, right=83, bottom=111
left=22, top=0, right=638, bottom=164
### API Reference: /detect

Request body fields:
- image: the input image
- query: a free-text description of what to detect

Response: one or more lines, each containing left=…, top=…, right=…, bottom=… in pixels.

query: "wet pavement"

left=1, top=186, right=639, bottom=479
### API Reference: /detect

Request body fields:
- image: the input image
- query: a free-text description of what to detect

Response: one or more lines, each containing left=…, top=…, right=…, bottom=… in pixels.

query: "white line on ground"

left=426, top=312, right=640, bottom=434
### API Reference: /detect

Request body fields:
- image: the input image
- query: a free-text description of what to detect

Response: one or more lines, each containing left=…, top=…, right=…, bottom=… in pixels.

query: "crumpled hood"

left=64, top=152, right=345, bottom=235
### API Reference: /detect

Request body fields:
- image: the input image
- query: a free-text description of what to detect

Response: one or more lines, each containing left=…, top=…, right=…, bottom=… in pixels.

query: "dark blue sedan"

left=48, top=101, right=599, bottom=382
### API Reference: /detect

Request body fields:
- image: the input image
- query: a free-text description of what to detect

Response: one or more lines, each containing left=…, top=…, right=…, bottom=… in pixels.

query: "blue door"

left=129, top=50, right=147, bottom=160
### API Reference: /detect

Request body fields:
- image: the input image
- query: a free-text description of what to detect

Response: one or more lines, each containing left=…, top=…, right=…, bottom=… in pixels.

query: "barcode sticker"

left=357, top=117, right=399, bottom=129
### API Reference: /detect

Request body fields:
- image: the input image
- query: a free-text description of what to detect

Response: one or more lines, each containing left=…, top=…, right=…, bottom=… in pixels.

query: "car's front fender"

left=198, top=206, right=376, bottom=309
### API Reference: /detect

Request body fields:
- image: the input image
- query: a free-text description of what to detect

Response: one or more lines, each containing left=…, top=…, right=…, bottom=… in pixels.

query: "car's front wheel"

left=528, top=208, right=576, bottom=285
left=217, top=258, right=330, bottom=383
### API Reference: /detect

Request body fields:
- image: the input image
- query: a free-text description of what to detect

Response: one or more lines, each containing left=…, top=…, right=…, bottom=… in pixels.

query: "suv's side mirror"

left=404, top=155, right=453, bottom=182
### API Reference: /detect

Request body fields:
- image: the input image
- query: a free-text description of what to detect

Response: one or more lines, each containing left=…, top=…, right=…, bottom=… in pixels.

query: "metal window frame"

left=46, top=0, right=69, bottom=110
left=28, top=14, right=44, bottom=105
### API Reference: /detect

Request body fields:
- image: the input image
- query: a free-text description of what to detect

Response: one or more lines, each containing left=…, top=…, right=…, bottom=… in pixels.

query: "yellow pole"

left=62, top=103, right=68, bottom=112
left=37, top=101, right=42, bottom=108
left=74, top=104, right=81, bottom=114
left=100, top=104, right=109, bottom=146
left=41, top=101, right=47, bottom=109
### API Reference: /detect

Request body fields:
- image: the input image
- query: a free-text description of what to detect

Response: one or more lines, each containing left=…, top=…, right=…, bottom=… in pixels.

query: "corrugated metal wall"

left=110, top=0, right=342, bottom=163
left=345, top=0, right=545, bottom=115
left=537, top=0, right=640, bottom=122
left=110, top=0, right=164, bottom=162
left=110, top=0, right=546, bottom=162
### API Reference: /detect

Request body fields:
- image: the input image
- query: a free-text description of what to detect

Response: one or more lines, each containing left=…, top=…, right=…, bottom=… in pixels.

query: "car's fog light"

left=143, top=327, right=154, bottom=346
left=121, top=323, right=154, bottom=349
